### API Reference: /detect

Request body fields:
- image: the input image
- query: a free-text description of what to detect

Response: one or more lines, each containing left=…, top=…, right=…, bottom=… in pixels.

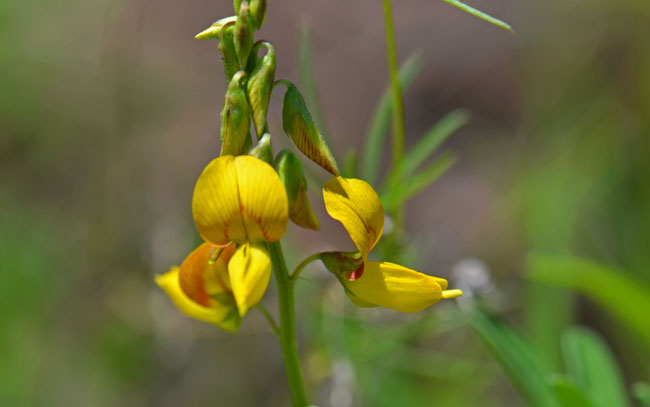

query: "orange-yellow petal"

left=155, top=267, right=241, bottom=332
left=192, top=155, right=288, bottom=245
left=323, top=177, right=384, bottom=262
left=341, top=261, right=456, bottom=313
left=228, top=242, right=272, bottom=317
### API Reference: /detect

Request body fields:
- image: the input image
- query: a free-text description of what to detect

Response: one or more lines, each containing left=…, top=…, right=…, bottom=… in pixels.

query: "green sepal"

left=217, top=23, right=240, bottom=81
left=280, top=82, right=340, bottom=176
left=247, top=42, right=276, bottom=138
left=220, top=71, right=251, bottom=156
left=195, top=16, right=237, bottom=40
left=318, top=251, right=362, bottom=278
left=274, top=150, right=320, bottom=230
left=234, top=2, right=254, bottom=69
left=249, top=133, right=273, bottom=164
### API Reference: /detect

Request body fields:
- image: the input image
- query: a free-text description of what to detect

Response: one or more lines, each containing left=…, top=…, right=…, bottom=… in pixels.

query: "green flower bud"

left=249, top=0, right=266, bottom=30
left=281, top=83, right=340, bottom=176
left=249, top=133, right=273, bottom=164
left=234, top=2, right=254, bottom=69
left=195, top=16, right=237, bottom=40
left=220, top=71, right=251, bottom=156
left=275, top=150, right=320, bottom=230
left=247, top=42, right=276, bottom=139
left=217, top=23, right=240, bottom=81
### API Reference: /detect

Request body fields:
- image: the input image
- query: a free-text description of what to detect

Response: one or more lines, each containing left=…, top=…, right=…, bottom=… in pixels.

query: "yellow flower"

left=191, top=155, right=289, bottom=317
left=156, top=243, right=241, bottom=332
left=323, top=177, right=462, bottom=313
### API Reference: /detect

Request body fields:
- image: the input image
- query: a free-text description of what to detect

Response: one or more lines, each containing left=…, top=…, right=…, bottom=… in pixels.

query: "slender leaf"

left=442, top=0, right=513, bottom=33
left=562, top=326, right=629, bottom=407
left=342, top=148, right=358, bottom=178
left=381, top=152, right=456, bottom=211
left=527, top=254, right=650, bottom=346
left=468, top=308, right=558, bottom=407
left=549, top=376, right=592, bottom=407
left=382, top=109, right=468, bottom=190
left=361, top=53, right=424, bottom=185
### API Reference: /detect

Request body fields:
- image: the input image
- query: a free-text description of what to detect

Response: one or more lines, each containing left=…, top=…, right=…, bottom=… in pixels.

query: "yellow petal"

left=192, top=156, right=247, bottom=245
left=155, top=267, right=241, bottom=332
left=342, top=261, right=448, bottom=313
left=323, top=177, right=384, bottom=261
left=192, top=155, right=288, bottom=245
left=234, top=155, right=289, bottom=242
left=228, top=242, right=271, bottom=317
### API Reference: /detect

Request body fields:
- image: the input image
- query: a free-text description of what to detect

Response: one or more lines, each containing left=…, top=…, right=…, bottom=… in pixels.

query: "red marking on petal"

left=346, top=263, right=364, bottom=281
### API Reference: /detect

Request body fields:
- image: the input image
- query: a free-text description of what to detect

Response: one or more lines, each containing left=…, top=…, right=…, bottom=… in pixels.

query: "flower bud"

left=281, top=83, right=340, bottom=176
left=195, top=16, right=237, bottom=40
left=275, top=150, right=320, bottom=229
left=249, top=0, right=266, bottom=30
left=249, top=133, right=273, bottom=164
left=234, top=2, right=254, bottom=69
left=217, top=23, right=240, bottom=81
left=220, top=71, right=251, bottom=156
left=247, top=42, right=275, bottom=138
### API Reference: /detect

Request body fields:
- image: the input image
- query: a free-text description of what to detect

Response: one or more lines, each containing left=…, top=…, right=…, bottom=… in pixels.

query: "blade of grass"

left=361, top=53, right=424, bottom=186
left=441, top=0, right=513, bottom=33
left=548, top=376, right=592, bottom=407
left=527, top=254, right=650, bottom=346
left=381, top=152, right=456, bottom=212
left=562, top=326, right=629, bottom=407
left=382, top=109, right=468, bottom=191
left=468, top=308, right=558, bottom=407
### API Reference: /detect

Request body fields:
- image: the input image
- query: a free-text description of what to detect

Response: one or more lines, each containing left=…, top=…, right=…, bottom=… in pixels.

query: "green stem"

left=382, top=0, right=406, bottom=233
left=268, top=241, right=308, bottom=406
left=291, top=252, right=322, bottom=280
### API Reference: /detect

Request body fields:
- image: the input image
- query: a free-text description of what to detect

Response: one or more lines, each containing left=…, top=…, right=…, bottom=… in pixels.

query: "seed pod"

left=234, top=2, right=254, bottom=69
left=247, top=42, right=275, bottom=138
left=220, top=71, right=251, bottom=156
left=275, top=150, right=320, bottom=230
left=249, top=133, right=273, bottom=164
left=217, top=23, right=240, bottom=81
left=195, top=16, right=237, bottom=40
left=281, top=83, right=340, bottom=176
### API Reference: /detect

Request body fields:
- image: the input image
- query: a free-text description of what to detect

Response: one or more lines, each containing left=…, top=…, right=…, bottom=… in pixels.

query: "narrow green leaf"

left=381, top=152, right=456, bottom=211
left=342, top=148, right=358, bottom=178
left=468, top=308, right=558, bottom=407
left=382, top=109, right=468, bottom=191
left=361, top=53, right=424, bottom=186
left=442, top=0, right=513, bottom=33
left=527, top=254, right=650, bottom=346
left=549, top=376, right=592, bottom=407
left=562, top=326, right=629, bottom=407
left=297, top=25, right=332, bottom=147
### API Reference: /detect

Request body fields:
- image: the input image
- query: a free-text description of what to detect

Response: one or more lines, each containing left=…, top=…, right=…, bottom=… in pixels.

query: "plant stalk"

left=268, top=241, right=308, bottom=406
left=382, top=0, right=406, bottom=233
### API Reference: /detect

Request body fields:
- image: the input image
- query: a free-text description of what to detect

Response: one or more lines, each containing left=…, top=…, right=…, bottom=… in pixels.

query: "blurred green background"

left=1, top=0, right=649, bottom=405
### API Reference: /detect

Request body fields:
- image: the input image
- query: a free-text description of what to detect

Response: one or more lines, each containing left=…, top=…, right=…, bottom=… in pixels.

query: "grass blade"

left=562, top=326, right=629, bottom=407
left=442, top=0, right=513, bottom=33
left=527, top=254, right=650, bottom=346
left=381, top=152, right=456, bottom=211
left=361, top=53, right=424, bottom=186
left=468, top=308, right=558, bottom=407
left=382, top=109, right=468, bottom=191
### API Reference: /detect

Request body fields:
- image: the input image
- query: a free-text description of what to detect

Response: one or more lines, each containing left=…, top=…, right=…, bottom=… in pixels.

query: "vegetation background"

left=1, top=0, right=649, bottom=405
